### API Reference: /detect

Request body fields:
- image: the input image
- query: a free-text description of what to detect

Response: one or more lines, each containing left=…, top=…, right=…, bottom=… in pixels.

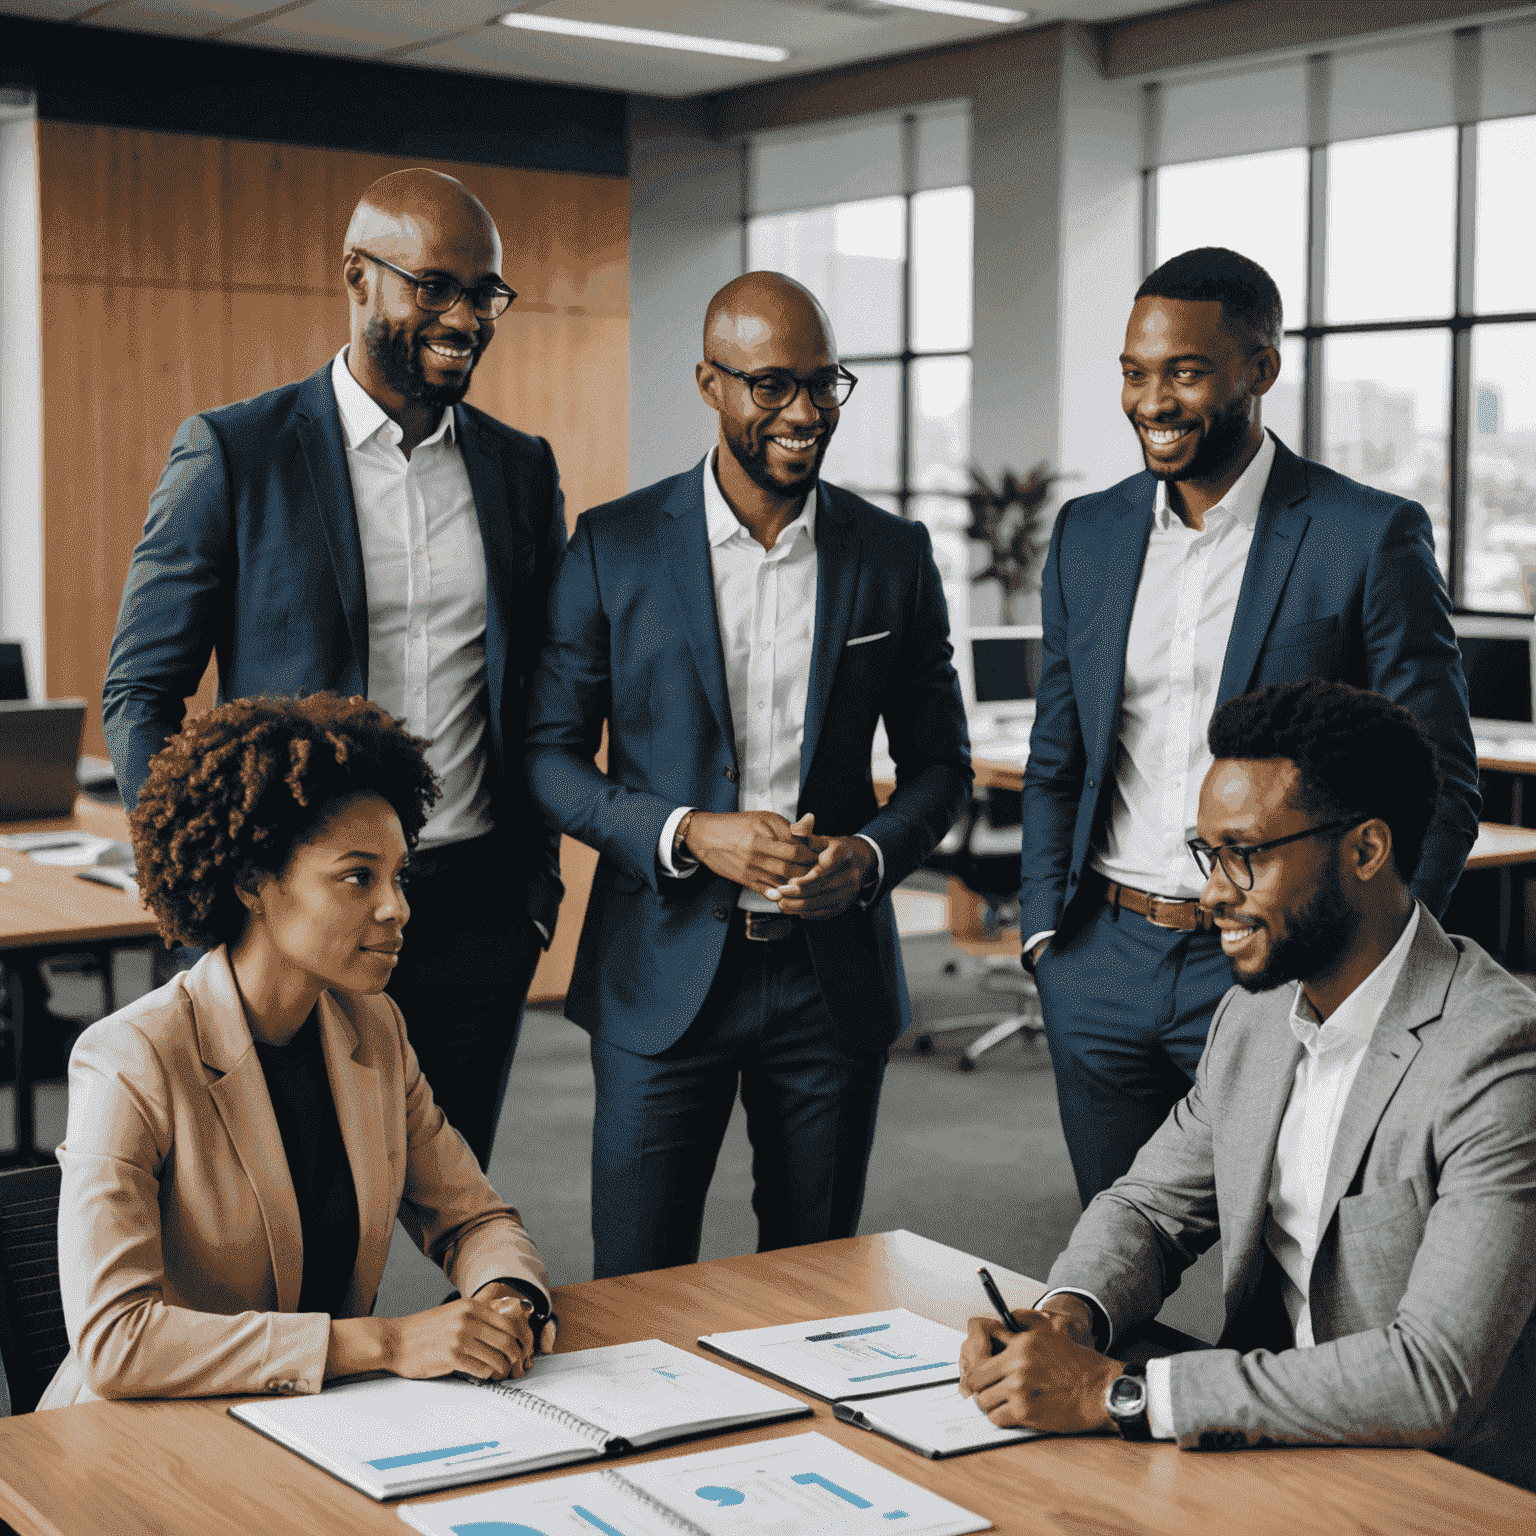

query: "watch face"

left=1108, top=1374, right=1146, bottom=1414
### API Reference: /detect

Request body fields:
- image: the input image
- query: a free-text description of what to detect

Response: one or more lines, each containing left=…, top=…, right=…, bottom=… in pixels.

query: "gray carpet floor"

left=1, top=915, right=1228, bottom=1416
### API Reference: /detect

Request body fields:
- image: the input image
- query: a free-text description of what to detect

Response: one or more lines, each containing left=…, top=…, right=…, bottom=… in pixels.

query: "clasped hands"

left=683, top=810, right=874, bottom=919
left=957, top=1296, right=1123, bottom=1433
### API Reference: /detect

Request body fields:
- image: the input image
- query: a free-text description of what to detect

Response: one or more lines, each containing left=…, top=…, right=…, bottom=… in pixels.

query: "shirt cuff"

left=1145, top=1356, right=1176, bottom=1440
left=1034, top=1286, right=1113, bottom=1353
left=854, top=834, right=884, bottom=907
left=532, top=920, right=551, bottom=945
left=658, top=806, right=697, bottom=878
left=1023, top=930, right=1056, bottom=956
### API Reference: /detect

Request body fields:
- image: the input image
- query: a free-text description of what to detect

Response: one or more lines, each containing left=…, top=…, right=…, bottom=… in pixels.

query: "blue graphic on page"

left=653, top=1368, right=680, bottom=1380
left=695, top=1486, right=746, bottom=1507
left=846, top=1363, right=949, bottom=1383
left=792, top=1473, right=872, bottom=1509
left=449, top=1524, right=547, bottom=1536
left=367, top=1440, right=498, bottom=1470
left=882, top=1513, right=910, bottom=1521
left=805, top=1323, right=893, bottom=1342
left=572, top=1505, right=631, bottom=1536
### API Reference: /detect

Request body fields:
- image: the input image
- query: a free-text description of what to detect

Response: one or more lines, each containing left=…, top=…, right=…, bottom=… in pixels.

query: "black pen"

left=977, top=1266, right=1025, bottom=1333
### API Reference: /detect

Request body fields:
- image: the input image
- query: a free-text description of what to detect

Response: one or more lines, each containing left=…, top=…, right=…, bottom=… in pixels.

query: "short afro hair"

left=130, top=694, right=440, bottom=950
left=1207, top=679, right=1441, bottom=885
left=1137, top=246, right=1283, bottom=351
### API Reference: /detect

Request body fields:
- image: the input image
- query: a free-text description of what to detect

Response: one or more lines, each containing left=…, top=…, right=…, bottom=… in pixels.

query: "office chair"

left=0, top=643, right=26, bottom=703
left=0, top=1162, right=68, bottom=1414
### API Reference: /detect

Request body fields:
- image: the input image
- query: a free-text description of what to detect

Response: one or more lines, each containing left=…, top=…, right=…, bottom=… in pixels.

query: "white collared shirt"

left=1093, top=430, right=1278, bottom=899
left=1140, top=904, right=1421, bottom=1436
left=657, top=455, right=881, bottom=908
left=330, top=351, right=493, bottom=849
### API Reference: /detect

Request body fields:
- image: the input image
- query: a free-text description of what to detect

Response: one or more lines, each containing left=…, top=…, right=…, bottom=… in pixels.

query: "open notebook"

left=700, top=1310, right=1036, bottom=1459
left=230, top=1339, right=809, bottom=1500
left=398, top=1430, right=992, bottom=1536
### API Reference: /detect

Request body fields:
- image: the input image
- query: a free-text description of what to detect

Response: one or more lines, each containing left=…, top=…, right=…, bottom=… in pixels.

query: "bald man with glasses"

left=526, top=271, right=971, bottom=1279
left=104, top=168, right=568, bottom=1169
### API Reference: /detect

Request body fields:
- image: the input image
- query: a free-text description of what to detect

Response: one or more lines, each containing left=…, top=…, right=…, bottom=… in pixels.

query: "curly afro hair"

left=130, top=694, right=440, bottom=950
left=1207, top=679, right=1442, bottom=884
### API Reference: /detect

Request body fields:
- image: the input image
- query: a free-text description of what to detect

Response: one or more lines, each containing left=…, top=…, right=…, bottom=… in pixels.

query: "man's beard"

left=1136, top=392, right=1253, bottom=482
left=723, top=420, right=829, bottom=499
left=364, top=317, right=482, bottom=408
left=1231, top=860, right=1360, bottom=994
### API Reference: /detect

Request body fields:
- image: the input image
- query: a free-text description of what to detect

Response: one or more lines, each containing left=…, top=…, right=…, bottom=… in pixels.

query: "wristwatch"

left=1105, top=1362, right=1151, bottom=1441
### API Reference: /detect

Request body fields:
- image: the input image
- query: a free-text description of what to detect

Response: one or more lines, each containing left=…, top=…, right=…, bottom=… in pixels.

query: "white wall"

left=0, top=90, right=44, bottom=695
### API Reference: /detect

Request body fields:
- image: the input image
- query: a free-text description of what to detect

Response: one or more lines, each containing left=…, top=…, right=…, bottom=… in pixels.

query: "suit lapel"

left=317, top=991, right=390, bottom=1315
left=296, top=366, right=369, bottom=689
left=799, top=483, right=861, bottom=797
left=1315, top=910, right=1454, bottom=1241
left=659, top=459, right=736, bottom=755
left=191, top=949, right=304, bottom=1313
left=456, top=409, right=516, bottom=761
left=1083, top=483, right=1155, bottom=773
left=1217, top=437, right=1312, bottom=704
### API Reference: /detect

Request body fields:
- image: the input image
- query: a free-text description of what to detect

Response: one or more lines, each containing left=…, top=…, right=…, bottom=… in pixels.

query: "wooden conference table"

left=0, top=1231, right=1530, bottom=1536
left=0, top=799, right=156, bottom=1164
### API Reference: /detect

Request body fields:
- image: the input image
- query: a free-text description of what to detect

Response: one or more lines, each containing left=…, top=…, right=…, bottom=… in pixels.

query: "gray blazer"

left=1047, top=908, right=1536, bottom=1490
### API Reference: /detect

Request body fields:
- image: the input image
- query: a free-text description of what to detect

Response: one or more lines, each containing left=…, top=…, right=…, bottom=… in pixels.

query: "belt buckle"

left=743, top=911, right=792, bottom=942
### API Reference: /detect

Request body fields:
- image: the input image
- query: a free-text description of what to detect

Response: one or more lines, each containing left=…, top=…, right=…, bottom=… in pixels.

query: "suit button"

left=713, top=906, right=730, bottom=921
left=725, top=766, right=739, bottom=783
left=1087, top=778, right=1096, bottom=789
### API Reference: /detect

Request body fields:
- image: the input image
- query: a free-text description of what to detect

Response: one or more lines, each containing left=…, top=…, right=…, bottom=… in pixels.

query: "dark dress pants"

left=1034, top=893, right=1233, bottom=1207
left=385, top=834, right=542, bottom=1170
left=588, top=918, right=888, bottom=1280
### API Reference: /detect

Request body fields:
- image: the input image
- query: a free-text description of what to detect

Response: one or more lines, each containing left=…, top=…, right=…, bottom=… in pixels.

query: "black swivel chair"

left=0, top=1162, right=68, bottom=1414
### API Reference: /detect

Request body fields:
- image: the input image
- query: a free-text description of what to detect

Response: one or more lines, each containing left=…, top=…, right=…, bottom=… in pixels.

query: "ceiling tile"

left=80, top=0, right=308, bottom=37
left=238, top=0, right=495, bottom=54
left=0, top=1, right=92, bottom=21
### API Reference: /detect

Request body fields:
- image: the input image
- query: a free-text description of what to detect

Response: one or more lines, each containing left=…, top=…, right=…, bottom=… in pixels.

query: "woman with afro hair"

left=39, top=693, right=555, bottom=1410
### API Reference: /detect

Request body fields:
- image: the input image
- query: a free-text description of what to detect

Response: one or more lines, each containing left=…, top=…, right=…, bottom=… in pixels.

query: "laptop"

left=0, top=699, right=87, bottom=821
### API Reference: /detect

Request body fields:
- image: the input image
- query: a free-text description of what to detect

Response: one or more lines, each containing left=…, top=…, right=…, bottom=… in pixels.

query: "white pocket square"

left=846, top=631, right=891, bottom=648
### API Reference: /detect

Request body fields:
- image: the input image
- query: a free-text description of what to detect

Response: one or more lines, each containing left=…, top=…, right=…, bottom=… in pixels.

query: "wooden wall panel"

left=39, top=122, right=629, bottom=1000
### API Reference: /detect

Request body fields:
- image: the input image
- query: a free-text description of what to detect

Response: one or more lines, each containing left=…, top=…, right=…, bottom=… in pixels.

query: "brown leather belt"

left=1104, top=881, right=1213, bottom=931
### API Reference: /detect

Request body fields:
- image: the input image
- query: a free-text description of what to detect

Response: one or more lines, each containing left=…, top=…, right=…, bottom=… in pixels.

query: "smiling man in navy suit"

left=1021, top=246, right=1479, bottom=1206
left=103, top=169, right=566, bottom=1170
left=526, top=272, right=971, bottom=1279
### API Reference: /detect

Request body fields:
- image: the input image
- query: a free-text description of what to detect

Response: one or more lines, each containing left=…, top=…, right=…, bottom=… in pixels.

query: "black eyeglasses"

left=357, top=250, right=516, bottom=320
left=1187, top=818, right=1363, bottom=891
left=707, top=359, right=858, bottom=410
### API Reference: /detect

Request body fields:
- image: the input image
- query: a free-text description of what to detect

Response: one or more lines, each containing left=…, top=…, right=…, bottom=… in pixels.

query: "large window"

left=1151, top=113, right=1536, bottom=613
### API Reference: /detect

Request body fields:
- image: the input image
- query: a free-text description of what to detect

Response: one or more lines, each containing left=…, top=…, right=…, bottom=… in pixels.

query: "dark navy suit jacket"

left=1020, top=433, right=1480, bottom=945
left=102, top=361, right=568, bottom=935
left=525, top=459, right=972, bottom=1057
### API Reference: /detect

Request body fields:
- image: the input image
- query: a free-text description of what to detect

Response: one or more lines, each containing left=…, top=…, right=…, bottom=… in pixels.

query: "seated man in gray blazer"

left=960, top=678, right=1536, bottom=1491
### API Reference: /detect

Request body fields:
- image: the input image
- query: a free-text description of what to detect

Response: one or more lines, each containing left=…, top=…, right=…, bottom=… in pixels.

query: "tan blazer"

left=41, top=947, right=550, bottom=1409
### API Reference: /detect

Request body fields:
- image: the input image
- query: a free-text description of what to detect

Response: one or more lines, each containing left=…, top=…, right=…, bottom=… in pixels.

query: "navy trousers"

left=588, top=919, right=888, bottom=1280
left=385, top=835, right=542, bottom=1171
left=1034, top=892, right=1232, bottom=1207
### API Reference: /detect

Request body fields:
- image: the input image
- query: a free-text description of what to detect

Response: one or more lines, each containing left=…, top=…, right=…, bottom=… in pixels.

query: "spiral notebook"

left=229, top=1339, right=810, bottom=1500
left=397, top=1430, right=992, bottom=1536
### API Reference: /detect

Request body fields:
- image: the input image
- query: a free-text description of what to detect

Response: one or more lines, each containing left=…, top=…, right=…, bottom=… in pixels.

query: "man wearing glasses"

left=1020, top=246, right=1479, bottom=1208
left=104, top=168, right=567, bottom=1169
left=526, top=271, right=970, bottom=1278
left=961, top=679, right=1536, bottom=1493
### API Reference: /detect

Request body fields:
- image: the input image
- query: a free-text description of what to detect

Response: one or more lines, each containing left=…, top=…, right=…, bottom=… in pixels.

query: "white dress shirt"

left=658, top=455, right=881, bottom=908
left=331, top=351, right=494, bottom=850
left=1024, top=432, right=1277, bottom=955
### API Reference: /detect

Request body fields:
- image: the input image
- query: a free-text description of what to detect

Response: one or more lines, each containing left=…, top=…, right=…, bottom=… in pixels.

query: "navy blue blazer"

left=524, top=460, right=972, bottom=1056
left=102, top=362, right=568, bottom=934
left=1020, top=433, right=1480, bottom=943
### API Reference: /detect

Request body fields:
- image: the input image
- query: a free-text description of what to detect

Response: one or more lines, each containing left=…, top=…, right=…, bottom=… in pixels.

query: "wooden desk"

left=1, top=1231, right=1530, bottom=1536
left=1, top=798, right=156, bottom=1163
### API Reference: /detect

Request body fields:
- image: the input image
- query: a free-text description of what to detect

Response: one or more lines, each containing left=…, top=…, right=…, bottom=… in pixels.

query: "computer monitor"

left=1452, top=614, right=1536, bottom=731
left=963, top=625, right=1044, bottom=713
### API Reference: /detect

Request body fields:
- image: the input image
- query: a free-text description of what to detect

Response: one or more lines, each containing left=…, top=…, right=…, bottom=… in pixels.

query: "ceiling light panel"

left=873, top=0, right=1028, bottom=21
left=499, top=11, right=790, bottom=62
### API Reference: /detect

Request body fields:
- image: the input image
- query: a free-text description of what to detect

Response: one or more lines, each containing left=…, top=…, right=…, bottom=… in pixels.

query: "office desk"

left=1, top=1230, right=1530, bottom=1536
left=1, top=798, right=156, bottom=1164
